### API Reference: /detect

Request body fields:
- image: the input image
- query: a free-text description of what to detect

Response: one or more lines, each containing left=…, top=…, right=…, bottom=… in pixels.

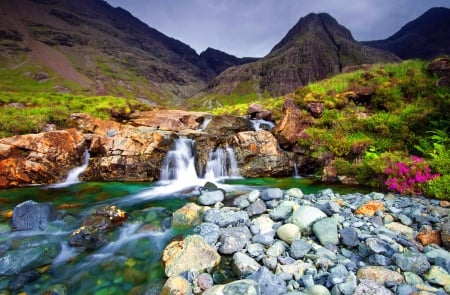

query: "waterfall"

left=251, top=119, right=275, bottom=131
left=204, top=145, right=241, bottom=179
left=49, top=150, right=90, bottom=188
left=293, top=162, right=301, bottom=178
left=159, top=138, right=198, bottom=184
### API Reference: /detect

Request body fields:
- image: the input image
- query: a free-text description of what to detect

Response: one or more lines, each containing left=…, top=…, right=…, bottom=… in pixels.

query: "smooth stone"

left=218, top=226, right=252, bottom=254
left=285, top=188, right=304, bottom=199
left=315, top=200, right=341, bottom=216
left=12, top=200, right=57, bottom=231
left=251, top=215, right=275, bottom=234
left=232, top=252, right=261, bottom=276
left=290, top=239, right=312, bottom=259
left=248, top=267, right=287, bottom=295
left=161, top=276, right=193, bottom=295
left=247, top=243, right=265, bottom=258
left=261, top=188, right=283, bottom=201
left=203, top=279, right=259, bottom=295
left=252, top=231, right=275, bottom=246
left=248, top=190, right=261, bottom=203
left=263, top=256, right=278, bottom=270
left=194, top=222, right=220, bottom=245
left=335, top=272, right=357, bottom=295
left=172, top=203, right=203, bottom=227
left=204, top=207, right=249, bottom=227
left=303, top=284, right=331, bottom=295
left=276, top=223, right=301, bottom=245
left=270, top=201, right=295, bottom=221
left=404, top=271, right=424, bottom=286
left=394, top=251, right=431, bottom=275
left=396, top=284, right=417, bottom=295
left=198, top=190, right=224, bottom=206
left=300, top=274, right=315, bottom=288
left=312, top=217, right=339, bottom=245
left=397, top=214, right=413, bottom=226
left=292, top=206, right=327, bottom=234
left=247, top=199, right=267, bottom=216
left=340, top=227, right=359, bottom=248
left=354, top=279, right=393, bottom=295
left=266, top=241, right=286, bottom=257
left=424, top=247, right=450, bottom=272
left=327, top=264, right=348, bottom=285
left=356, top=266, right=404, bottom=285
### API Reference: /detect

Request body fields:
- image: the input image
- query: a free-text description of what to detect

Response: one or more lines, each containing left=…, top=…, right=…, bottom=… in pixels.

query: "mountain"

left=200, top=47, right=259, bottom=75
left=0, top=0, right=215, bottom=105
left=200, top=13, right=400, bottom=100
left=364, top=7, right=450, bottom=60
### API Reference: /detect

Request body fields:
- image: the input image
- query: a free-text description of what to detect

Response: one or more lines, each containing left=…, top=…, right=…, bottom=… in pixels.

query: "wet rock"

left=161, top=276, right=193, bottom=295
left=12, top=200, right=57, bottom=231
left=218, top=226, right=252, bottom=254
left=312, top=217, right=339, bottom=246
left=94, top=205, right=127, bottom=224
left=340, top=227, right=359, bottom=248
left=276, top=223, right=301, bottom=244
left=356, top=266, right=404, bottom=285
left=354, top=279, right=393, bottom=295
left=8, top=270, right=40, bottom=291
left=204, top=115, right=253, bottom=137
left=231, top=252, right=261, bottom=276
left=199, top=190, right=225, bottom=206
left=194, top=222, right=220, bottom=245
left=162, top=235, right=220, bottom=277
left=172, top=203, right=202, bottom=228
left=248, top=267, right=287, bottom=295
left=292, top=206, right=327, bottom=234
left=130, top=109, right=209, bottom=132
left=68, top=225, right=108, bottom=249
left=204, top=207, right=249, bottom=227
left=393, top=251, right=431, bottom=275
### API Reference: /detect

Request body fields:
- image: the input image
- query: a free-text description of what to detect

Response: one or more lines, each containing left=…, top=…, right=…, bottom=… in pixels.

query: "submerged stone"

left=12, top=200, right=57, bottom=231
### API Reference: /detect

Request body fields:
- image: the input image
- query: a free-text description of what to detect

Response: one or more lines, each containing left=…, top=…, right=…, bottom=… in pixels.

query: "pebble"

left=312, top=217, right=339, bottom=246
left=276, top=223, right=301, bottom=244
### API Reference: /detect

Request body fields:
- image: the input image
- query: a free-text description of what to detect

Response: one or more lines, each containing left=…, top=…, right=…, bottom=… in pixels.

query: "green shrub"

left=422, top=175, right=450, bottom=200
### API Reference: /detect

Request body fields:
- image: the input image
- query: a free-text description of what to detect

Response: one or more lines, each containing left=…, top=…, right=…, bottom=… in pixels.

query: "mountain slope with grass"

left=0, top=0, right=216, bottom=106
left=189, top=13, right=400, bottom=110
left=364, top=7, right=450, bottom=60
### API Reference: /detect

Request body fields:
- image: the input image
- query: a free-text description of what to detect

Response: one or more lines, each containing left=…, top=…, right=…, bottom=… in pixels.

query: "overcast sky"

left=105, top=0, right=449, bottom=58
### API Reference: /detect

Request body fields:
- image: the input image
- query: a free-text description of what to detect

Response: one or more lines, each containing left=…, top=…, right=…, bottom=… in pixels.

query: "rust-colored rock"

left=129, top=110, right=211, bottom=132
left=355, top=200, right=384, bottom=216
left=416, top=229, right=442, bottom=247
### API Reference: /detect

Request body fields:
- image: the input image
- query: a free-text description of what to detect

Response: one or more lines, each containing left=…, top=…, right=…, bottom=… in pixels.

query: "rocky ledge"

left=162, top=186, right=450, bottom=295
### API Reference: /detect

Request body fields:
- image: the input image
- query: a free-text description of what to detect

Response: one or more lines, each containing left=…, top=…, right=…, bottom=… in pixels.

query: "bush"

left=422, top=175, right=450, bottom=200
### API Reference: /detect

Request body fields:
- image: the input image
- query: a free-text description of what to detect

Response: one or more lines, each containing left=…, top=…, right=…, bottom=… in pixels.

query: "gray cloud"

left=105, top=0, right=449, bottom=57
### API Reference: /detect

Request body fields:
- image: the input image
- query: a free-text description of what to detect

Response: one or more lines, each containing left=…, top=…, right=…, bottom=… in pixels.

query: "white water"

left=49, top=150, right=90, bottom=188
left=199, top=117, right=212, bottom=131
left=293, top=162, right=301, bottom=178
left=251, top=119, right=275, bottom=131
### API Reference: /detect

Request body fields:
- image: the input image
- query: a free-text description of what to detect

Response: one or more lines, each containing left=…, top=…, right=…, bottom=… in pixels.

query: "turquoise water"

left=0, top=178, right=369, bottom=294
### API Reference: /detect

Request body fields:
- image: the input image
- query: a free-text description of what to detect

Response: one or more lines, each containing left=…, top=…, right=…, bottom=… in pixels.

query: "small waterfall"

left=251, top=119, right=275, bottom=131
left=204, top=145, right=241, bottom=179
left=293, top=162, right=301, bottom=178
left=159, top=138, right=198, bottom=184
left=199, top=117, right=212, bottom=131
left=50, top=150, right=90, bottom=188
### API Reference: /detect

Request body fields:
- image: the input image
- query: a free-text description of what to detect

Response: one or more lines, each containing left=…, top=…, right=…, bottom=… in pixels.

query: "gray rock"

left=248, top=267, right=287, bottom=295
left=397, top=214, right=413, bottom=226
left=368, top=254, right=391, bottom=266
left=8, top=270, right=40, bottom=291
left=365, top=238, right=395, bottom=256
left=204, top=208, right=249, bottom=227
left=394, top=251, right=431, bottom=275
left=285, top=188, right=304, bottom=199
left=248, top=190, right=261, bottom=203
left=424, top=247, right=450, bottom=272
left=194, top=222, right=220, bottom=245
left=267, top=241, right=286, bottom=257
left=261, top=188, right=283, bottom=201
left=263, top=255, right=278, bottom=270
left=232, top=252, right=261, bottom=276
left=247, top=199, right=267, bottom=216
left=218, top=226, right=252, bottom=254
left=335, top=272, right=357, bottom=295
left=328, top=264, right=348, bottom=285
left=312, top=218, right=339, bottom=246
left=203, top=279, right=259, bottom=295
left=290, top=239, right=312, bottom=259
left=12, top=200, right=57, bottom=231
left=315, top=200, right=341, bottom=215
left=276, top=223, right=301, bottom=244
left=300, top=274, right=315, bottom=288
left=396, top=284, right=417, bottom=295
left=199, top=190, right=225, bottom=206
left=292, top=206, right=327, bottom=234
left=303, top=284, right=331, bottom=295
left=247, top=243, right=265, bottom=259
left=354, top=279, right=393, bottom=295
left=340, top=227, right=359, bottom=248
left=270, top=201, right=295, bottom=221
left=252, top=232, right=275, bottom=246
left=403, top=271, right=424, bottom=286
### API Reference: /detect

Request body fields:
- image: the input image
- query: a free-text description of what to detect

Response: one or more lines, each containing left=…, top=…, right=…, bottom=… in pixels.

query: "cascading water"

left=49, top=150, right=90, bottom=188
left=250, top=119, right=275, bottom=131
left=159, top=138, right=198, bottom=185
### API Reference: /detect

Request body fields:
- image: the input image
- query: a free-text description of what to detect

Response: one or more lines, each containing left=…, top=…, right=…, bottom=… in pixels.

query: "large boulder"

left=0, top=129, right=86, bottom=187
left=204, top=115, right=253, bottom=137
left=12, top=200, right=57, bottom=231
left=234, top=130, right=292, bottom=177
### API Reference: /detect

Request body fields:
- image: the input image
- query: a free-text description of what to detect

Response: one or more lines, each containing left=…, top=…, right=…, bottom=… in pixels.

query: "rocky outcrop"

left=0, top=129, right=86, bottom=188
left=129, top=110, right=211, bottom=132
left=234, top=130, right=292, bottom=177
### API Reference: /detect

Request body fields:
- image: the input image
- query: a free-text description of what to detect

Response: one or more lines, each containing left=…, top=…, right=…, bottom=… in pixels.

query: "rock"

left=340, top=227, right=359, bottom=248
left=0, top=129, right=85, bottom=187
left=129, top=109, right=210, bottom=132
left=162, top=235, right=220, bottom=277
left=204, top=207, right=249, bottom=227
left=248, top=267, right=287, bottom=295
left=275, top=260, right=311, bottom=280
left=231, top=252, right=261, bottom=276
left=248, top=190, right=260, bottom=202
left=285, top=188, right=304, bottom=199
left=8, top=270, right=40, bottom=291
left=384, top=222, right=414, bottom=240
left=218, top=226, right=252, bottom=254
left=197, top=273, right=214, bottom=292
left=247, top=199, right=267, bottom=216
left=267, top=241, right=286, bottom=257
left=427, top=57, right=450, bottom=78
left=203, top=279, right=259, bottom=295
left=274, top=98, right=313, bottom=149
left=354, top=279, right=393, bottom=295
left=356, top=266, right=404, bottom=285
left=306, top=102, right=325, bottom=118
left=248, top=104, right=264, bottom=116
left=355, top=200, right=384, bottom=216
left=424, top=247, right=450, bottom=272
left=172, top=203, right=203, bottom=228
left=393, top=251, right=431, bottom=275
left=416, top=229, right=442, bottom=247
left=261, top=188, right=283, bottom=201
left=312, top=218, right=339, bottom=246
left=0, top=239, right=61, bottom=275
left=335, top=272, right=357, bottom=295
left=12, top=200, right=57, bottom=231
left=161, top=276, right=193, bottom=295
left=94, top=205, right=127, bottom=224
left=290, top=239, right=312, bottom=259
left=194, top=222, right=220, bottom=245
left=204, top=115, right=253, bottom=137
left=404, top=271, right=424, bottom=286
left=276, top=223, right=301, bottom=244
left=68, top=225, right=108, bottom=249
left=292, top=206, right=327, bottom=234
left=247, top=243, right=265, bottom=259
left=424, top=266, right=450, bottom=293
left=303, top=284, right=331, bottom=295
left=199, top=190, right=225, bottom=206
left=365, top=238, right=395, bottom=256
left=441, top=218, right=450, bottom=251
left=270, top=201, right=295, bottom=221
left=235, top=130, right=292, bottom=177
